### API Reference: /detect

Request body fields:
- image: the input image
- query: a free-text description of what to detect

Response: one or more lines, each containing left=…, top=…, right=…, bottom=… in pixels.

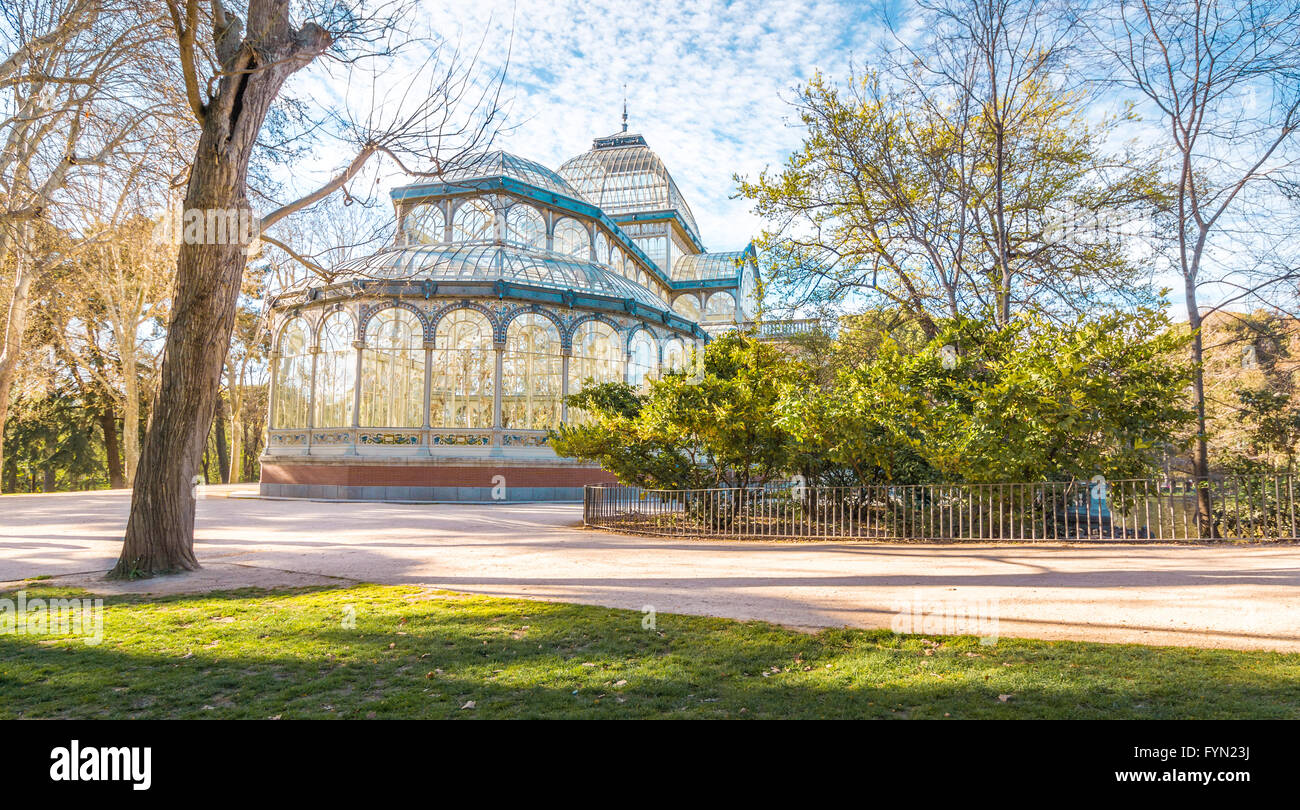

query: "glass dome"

left=322, top=243, right=667, bottom=310
left=418, top=150, right=588, bottom=201
left=557, top=134, right=700, bottom=239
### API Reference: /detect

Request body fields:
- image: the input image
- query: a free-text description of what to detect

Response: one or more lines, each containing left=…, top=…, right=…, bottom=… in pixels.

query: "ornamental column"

left=348, top=338, right=364, bottom=456
left=420, top=338, right=434, bottom=456
left=493, top=343, right=504, bottom=430
left=560, top=350, right=571, bottom=424
left=266, top=351, right=281, bottom=430
left=305, top=345, right=319, bottom=456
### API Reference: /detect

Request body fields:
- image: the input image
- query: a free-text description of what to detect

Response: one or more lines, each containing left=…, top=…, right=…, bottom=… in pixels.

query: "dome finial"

left=622, top=84, right=628, bottom=133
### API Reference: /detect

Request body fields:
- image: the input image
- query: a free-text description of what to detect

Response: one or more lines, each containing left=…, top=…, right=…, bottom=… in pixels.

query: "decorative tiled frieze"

left=359, top=432, right=422, bottom=446
left=501, top=432, right=549, bottom=447
left=430, top=433, right=492, bottom=446
left=311, top=431, right=354, bottom=445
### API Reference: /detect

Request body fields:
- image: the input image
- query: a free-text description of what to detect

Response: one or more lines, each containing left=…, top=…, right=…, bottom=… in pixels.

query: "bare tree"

left=740, top=0, right=1161, bottom=332
left=1091, top=0, right=1300, bottom=531
left=0, top=0, right=176, bottom=480
left=111, top=0, right=505, bottom=576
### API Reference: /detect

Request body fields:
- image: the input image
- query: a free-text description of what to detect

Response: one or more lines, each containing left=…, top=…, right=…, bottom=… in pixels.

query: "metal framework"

left=558, top=134, right=702, bottom=240
left=320, top=243, right=668, bottom=312
left=262, top=141, right=758, bottom=472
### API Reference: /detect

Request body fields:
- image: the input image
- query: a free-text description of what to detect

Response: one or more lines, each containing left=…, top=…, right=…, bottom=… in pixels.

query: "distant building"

left=260, top=131, right=758, bottom=501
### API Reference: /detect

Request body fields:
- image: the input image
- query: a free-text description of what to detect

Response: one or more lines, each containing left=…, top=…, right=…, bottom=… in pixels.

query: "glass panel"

left=313, top=312, right=356, bottom=428
left=568, top=320, right=623, bottom=425
left=556, top=143, right=700, bottom=237
left=452, top=199, right=495, bottom=242
left=361, top=308, right=425, bottom=427
left=504, top=203, right=545, bottom=250
left=704, top=291, right=736, bottom=321
left=502, top=313, right=562, bottom=430
left=634, top=236, right=667, bottom=271
left=662, top=337, right=688, bottom=372
left=672, top=294, right=701, bottom=321
left=438, top=150, right=585, bottom=200
left=739, top=265, right=757, bottom=318
left=325, top=241, right=668, bottom=311
left=274, top=317, right=312, bottom=428
left=431, top=309, right=494, bottom=428
left=628, top=331, right=658, bottom=386
left=672, top=251, right=746, bottom=281
left=553, top=217, right=589, bottom=258
left=405, top=203, right=445, bottom=245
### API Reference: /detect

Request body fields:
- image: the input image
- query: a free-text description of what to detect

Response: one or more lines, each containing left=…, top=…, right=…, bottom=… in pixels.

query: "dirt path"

left=2, top=488, right=1298, bottom=651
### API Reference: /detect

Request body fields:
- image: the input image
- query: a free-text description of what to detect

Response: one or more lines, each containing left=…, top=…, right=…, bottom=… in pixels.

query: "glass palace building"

left=259, top=129, right=758, bottom=501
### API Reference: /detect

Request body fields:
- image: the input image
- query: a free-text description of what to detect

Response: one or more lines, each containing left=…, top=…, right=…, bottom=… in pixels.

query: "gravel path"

left=2, top=487, right=1298, bottom=651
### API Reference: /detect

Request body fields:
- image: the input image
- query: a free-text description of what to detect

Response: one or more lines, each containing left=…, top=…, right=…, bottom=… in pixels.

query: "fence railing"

left=582, top=477, right=1300, bottom=542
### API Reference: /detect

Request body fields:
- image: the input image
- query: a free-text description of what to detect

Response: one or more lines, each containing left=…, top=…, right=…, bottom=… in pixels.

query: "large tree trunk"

left=111, top=4, right=329, bottom=577
left=98, top=407, right=126, bottom=489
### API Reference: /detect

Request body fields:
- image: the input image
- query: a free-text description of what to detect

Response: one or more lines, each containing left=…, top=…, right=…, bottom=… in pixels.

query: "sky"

left=277, top=0, right=1293, bottom=319
left=299, top=0, right=892, bottom=253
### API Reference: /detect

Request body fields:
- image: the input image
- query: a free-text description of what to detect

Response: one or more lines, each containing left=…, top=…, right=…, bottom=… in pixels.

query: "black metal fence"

left=583, top=477, right=1300, bottom=542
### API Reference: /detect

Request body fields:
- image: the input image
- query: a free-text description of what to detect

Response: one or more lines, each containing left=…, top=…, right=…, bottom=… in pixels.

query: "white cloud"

left=285, top=0, right=885, bottom=252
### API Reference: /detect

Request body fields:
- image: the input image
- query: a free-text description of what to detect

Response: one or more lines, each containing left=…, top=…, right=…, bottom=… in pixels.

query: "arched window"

left=452, top=199, right=495, bottom=242
left=431, top=309, right=494, bottom=429
left=504, top=204, right=545, bottom=249
left=705, top=291, right=737, bottom=321
left=662, top=337, right=689, bottom=373
left=273, top=318, right=312, bottom=428
left=502, top=314, right=562, bottom=430
left=594, top=230, right=609, bottom=265
left=739, top=266, right=758, bottom=318
left=568, top=320, right=623, bottom=425
left=405, top=203, right=445, bottom=245
left=314, top=312, right=355, bottom=428
left=672, top=294, right=701, bottom=322
left=628, top=330, right=658, bottom=386
left=361, top=308, right=425, bottom=427
left=569, top=321, right=623, bottom=392
left=553, top=217, right=589, bottom=258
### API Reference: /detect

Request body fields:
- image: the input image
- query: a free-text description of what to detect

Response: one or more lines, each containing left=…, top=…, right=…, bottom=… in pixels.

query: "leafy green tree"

left=1235, top=388, right=1300, bottom=475
left=737, top=45, right=1160, bottom=334
left=780, top=309, right=1195, bottom=484
left=552, top=333, right=805, bottom=490
left=557, top=313, right=1193, bottom=491
left=2, top=392, right=105, bottom=493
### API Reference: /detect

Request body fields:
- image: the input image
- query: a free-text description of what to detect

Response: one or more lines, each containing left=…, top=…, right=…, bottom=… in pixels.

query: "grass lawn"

left=2, top=583, right=1297, bottom=719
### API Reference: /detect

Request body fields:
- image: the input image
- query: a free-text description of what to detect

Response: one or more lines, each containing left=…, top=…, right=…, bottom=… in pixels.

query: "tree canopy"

left=554, top=310, right=1194, bottom=489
